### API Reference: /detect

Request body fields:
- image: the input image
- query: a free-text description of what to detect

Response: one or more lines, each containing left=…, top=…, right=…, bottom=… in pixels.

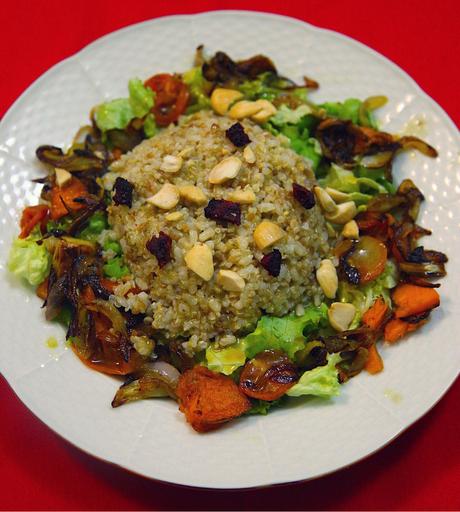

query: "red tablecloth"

left=1, top=1, right=459, bottom=510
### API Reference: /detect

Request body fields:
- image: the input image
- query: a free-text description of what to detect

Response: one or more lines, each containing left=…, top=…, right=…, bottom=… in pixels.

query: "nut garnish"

left=210, top=88, right=244, bottom=116
left=208, top=156, right=242, bottom=184
left=253, top=221, right=285, bottom=250
left=328, top=302, right=356, bottom=332
left=251, top=99, right=277, bottom=123
left=342, top=220, right=359, bottom=239
left=227, top=187, right=256, bottom=204
left=313, top=186, right=337, bottom=213
left=243, top=145, right=256, bottom=164
left=324, top=201, right=357, bottom=224
left=55, top=167, right=72, bottom=188
left=179, top=185, right=207, bottom=205
left=316, top=259, right=338, bottom=299
left=165, top=211, right=183, bottom=222
left=228, top=100, right=264, bottom=120
left=147, top=183, right=180, bottom=210
left=216, top=269, right=246, bottom=292
left=184, top=244, right=214, bottom=281
left=160, top=155, right=183, bottom=174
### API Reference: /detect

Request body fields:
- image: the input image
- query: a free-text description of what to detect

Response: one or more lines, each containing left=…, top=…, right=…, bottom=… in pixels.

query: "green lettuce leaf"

left=103, top=257, right=130, bottom=279
left=244, top=304, right=329, bottom=360
left=78, top=211, right=108, bottom=241
left=239, top=73, right=279, bottom=101
left=267, top=107, right=322, bottom=170
left=128, top=78, right=154, bottom=118
left=8, top=235, right=51, bottom=286
left=95, top=78, right=154, bottom=132
left=205, top=304, right=328, bottom=374
left=320, top=98, right=362, bottom=124
left=95, top=98, right=134, bottom=132
left=246, top=398, right=283, bottom=415
left=270, top=104, right=312, bottom=126
left=338, top=260, right=398, bottom=327
left=205, top=341, right=247, bottom=376
left=319, top=164, right=390, bottom=205
left=143, top=113, right=158, bottom=138
left=182, top=67, right=211, bottom=113
left=287, top=353, right=341, bottom=398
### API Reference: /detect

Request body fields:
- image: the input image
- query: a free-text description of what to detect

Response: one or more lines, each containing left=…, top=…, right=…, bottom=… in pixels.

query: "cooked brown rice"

left=107, top=111, right=330, bottom=348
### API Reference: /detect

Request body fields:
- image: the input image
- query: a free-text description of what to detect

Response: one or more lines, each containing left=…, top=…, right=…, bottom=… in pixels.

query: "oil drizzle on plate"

left=45, top=336, right=58, bottom=349
left=384, top=388, right=402, bottom=404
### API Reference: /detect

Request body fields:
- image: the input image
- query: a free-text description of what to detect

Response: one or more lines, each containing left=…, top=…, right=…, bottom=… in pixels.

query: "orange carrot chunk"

left=392, top=284, right=440, bottom=319
left=384, top=318, right=409, bottom=343
left=177, top=366, right=251, bottom=432
left=50, top=177, right=88, bottom=220
left=365, top=343, right=384, bottom=374
left=362, top=297, right=389, bottom=330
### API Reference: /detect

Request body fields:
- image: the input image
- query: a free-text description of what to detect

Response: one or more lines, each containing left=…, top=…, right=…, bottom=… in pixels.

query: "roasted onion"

left=239, top=350, right=298, bottom=401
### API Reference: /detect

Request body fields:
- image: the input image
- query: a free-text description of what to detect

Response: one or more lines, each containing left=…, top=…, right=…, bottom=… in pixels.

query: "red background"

left=1, top=1, right=459, bottom=510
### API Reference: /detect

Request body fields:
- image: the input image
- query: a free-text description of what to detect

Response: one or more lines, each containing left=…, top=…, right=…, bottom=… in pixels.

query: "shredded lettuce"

left=103, top=257, right=130, bottom=279
left=287, top=353, right=341, bottom=398
left=244, top=304, right=329, bottom=360
left=246, top=398, right=282, bottom=415
left=182, top=67, right=211, bottom=113
left=319, top=98, right=377, bottom=128
left=267, top=106, right=322, bottom=169
left=205, top=304, right=328, bottom=374
left=339, top=260, right=398, bottom=327
left=95, top=98, right=134, bottom=132
left=239, top=73, right=279, bottom=101
left=78, top=211, right=108, bottom=241
left=95, top=79, right=154, bottom=132
left=8, top=235, right=51, bottom=286
left=143, top=113, right=158, bottom=138
left=319, top=164, right=390, bottom=205
left=128, top=78, right=155, bottom=118
left=270, top=104, right=312, bottom=126
left=205, top=341, right=247, bottom=376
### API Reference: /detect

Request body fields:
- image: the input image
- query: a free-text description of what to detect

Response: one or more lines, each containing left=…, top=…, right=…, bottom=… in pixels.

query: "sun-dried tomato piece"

left=204, top=199, right=241, bottom=225
left=112, top=177, right=133, bottom=207
left=225, top=122, right=251, bottom=147
left=292, top=183, right=315, bottom=210
left=260, top=249, right=282, bottom=277
left=146, top=231, right=172, bottom=267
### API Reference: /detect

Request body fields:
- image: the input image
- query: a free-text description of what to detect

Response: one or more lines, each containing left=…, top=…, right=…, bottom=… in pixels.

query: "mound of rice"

left=107, top=111, right=330, bottom=348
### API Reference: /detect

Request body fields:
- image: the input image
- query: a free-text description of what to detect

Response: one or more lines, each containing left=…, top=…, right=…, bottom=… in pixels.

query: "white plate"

left=0, top=11, right=459, bottom=489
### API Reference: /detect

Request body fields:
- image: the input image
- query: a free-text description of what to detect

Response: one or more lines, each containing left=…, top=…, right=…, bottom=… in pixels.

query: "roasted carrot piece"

left=176, top=366, right=251, bottom=432
left=365, top=343, right=384, bottom=374
left=362, top=297, right=388, bottom=330
left=392, top=284, right=440, bottom=319
left=50, top=177, right=88, bottom=220
left=100, top=278, right=118, bottom=294
left=384, top=318, right=409, bottom=343
left=19, top=205, right=49, bottom=238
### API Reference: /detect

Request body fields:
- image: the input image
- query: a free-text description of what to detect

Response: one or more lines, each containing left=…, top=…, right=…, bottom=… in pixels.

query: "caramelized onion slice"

left=399, top=261, right=446, bottom=278
left=337, top=347, right=369, bottom=382
left=239, top=349, right=298, bottom=401
left=398, top=136, right=438, bottom=158
left=112, top=362, right=180, bottom=407
left=323, top=327, right=377, bottom=354
left=36, top=145, right=105, bottom=173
